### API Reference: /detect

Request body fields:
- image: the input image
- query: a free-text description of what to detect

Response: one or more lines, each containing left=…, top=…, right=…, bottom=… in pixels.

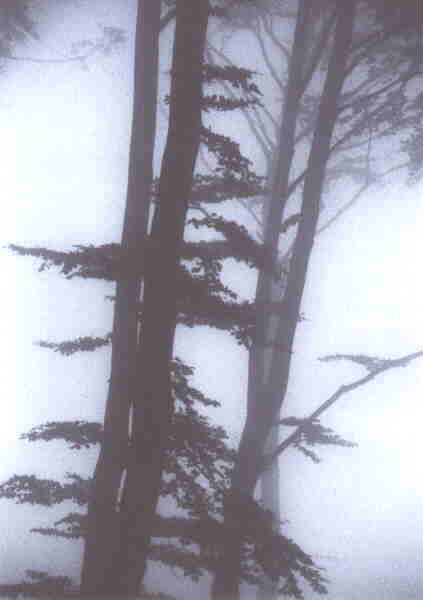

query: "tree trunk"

left=256, top=11, right=338, bottom=600
left=80, top=1, right=160, bottom=596
left=211, top=3, right=310, bottom=598
left=256, top=114, right=290, bottom=600
left=211, top=2, right=356, bottom=599
left=257, top=427, right=281, bottom=600
left=113, top=1, right=210, bottom=596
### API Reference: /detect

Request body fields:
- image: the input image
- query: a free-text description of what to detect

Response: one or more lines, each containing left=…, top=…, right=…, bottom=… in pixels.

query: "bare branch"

left=317, top=161, right=408, bottom=235
left=345, top=18, right=421, bottom=80
left=247, top=100, right=277, bottom=151
left=339, top=69, right=417, bottom=114
left=345, top=20, right=414, bottom=79
left=261, top=14, right=291, bottom=65
left=305, top=67, right=417, bottom=181
left=253, top=21, right=284, bottom=90
left=254, top=100, right=279, bottom=133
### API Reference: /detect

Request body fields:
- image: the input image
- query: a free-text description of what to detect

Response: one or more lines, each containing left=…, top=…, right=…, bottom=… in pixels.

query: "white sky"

left=1, top=2, right=423, bottom=599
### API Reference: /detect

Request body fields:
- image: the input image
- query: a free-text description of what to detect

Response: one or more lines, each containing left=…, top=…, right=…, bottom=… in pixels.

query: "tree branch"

left=299, top=8, right=337, bottom=97
left=261, top=14, right=291, bottom=65
left=263, top=349, right=423, bottom=469
left=253, top=22, right=284, bottom=90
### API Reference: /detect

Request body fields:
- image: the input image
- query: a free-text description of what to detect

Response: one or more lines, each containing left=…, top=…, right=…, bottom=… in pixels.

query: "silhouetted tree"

left=209, top=0, right=423, bottom=597
left=80, top=2, right=161, bottom=595
left=211, top=3, right=356, bottom=598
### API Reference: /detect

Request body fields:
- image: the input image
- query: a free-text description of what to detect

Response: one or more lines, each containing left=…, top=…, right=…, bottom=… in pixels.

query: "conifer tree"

left=5, top=1, right=423, bottom=599
left=2, top=0, right=332, bottom=595
left=207, top=0, right=423, bottom=598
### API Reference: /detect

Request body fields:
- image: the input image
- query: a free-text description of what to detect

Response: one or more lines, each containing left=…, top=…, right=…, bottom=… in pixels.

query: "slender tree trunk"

left=256, top=11, right=339, bottom=600
left=211, top=3, right=356, bottom=599
left=113, top=1, right=210, bottom=596
left=257, top=426, right=281, bottom=600
left=256, top=113, right=290, bottom=600
left=211, top=4, right=310, bottom=598
left=80, top=1, right=160, bottom=596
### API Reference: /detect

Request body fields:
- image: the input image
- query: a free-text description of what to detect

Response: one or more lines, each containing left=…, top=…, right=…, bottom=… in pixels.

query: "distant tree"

left=0, top=1, right=127, bottom=68
left=0, top=1, right=38, bottom=55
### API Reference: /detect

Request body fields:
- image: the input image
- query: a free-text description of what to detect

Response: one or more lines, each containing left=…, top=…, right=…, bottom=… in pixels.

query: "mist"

left=1, top=1, right=423, bottom=599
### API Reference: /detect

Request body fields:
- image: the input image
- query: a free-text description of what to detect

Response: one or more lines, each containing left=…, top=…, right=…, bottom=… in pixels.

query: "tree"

left=80, top=1, right=161, bottom=595
left=5, top=341, right=422, bottom=598
left=0, top=344, right=337, bottom=598
left=110, top=1, right=210, bottom=595
left=4, top=2, right=423, bottom=596
left=208, top=0, right=423, bottom=597
left=3, top=0, right=334, bottom=591
left=211, top=3, right=356, bottom=598
left=4, top=0, right=268, bottom=596
left=0, top=354, right=236, bottom=600
left=0, top=1, right=128, bottom=69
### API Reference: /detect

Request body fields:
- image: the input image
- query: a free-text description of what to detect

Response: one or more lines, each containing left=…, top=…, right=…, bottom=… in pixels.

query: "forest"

left=1, top=0, right=423, bottom=599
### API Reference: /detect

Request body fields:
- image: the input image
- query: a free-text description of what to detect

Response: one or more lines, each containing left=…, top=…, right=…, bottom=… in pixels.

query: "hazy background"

left=1, top=1, right=423, bottom=598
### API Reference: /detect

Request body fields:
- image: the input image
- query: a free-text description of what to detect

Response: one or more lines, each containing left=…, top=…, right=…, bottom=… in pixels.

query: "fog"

left=1, top=1, right=423, bottom=598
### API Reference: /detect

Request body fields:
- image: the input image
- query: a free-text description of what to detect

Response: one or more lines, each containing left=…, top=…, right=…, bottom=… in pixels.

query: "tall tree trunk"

left=256, top=8, right=334, bottom=599
left=211, top=4, right=310, bottom=598
left=114, top=1, right=210, bottom=596
left=256, top=109, right=291, bottom=600
left=211, top=3, right=356, bottom=599
left=80, top=1, right=160, bottom=596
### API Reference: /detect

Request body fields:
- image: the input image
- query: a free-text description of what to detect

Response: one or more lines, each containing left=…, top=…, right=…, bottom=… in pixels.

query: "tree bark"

left=113, top=1, right=210, bottom=596
left=80, top=1, right=160, bottom=596
left=211, top=2, right=356, bottom=599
